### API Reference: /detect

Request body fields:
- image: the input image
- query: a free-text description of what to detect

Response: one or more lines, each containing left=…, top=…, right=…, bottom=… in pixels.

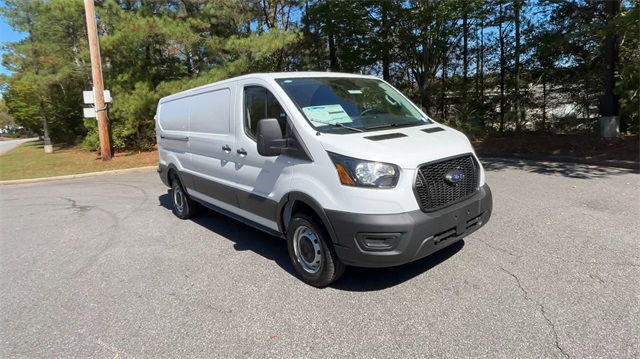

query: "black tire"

left=287, top=212, right=346, bottom=287
left=171, top=177, right=196, bottom=219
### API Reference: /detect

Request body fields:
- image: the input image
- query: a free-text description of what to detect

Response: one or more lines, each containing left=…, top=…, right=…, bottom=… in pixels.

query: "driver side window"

left=244, top=86, right=288, bottom=139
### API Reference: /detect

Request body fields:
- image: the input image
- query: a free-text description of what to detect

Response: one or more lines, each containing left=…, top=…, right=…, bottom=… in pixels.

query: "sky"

left=0, top=1, right=27, bottom=75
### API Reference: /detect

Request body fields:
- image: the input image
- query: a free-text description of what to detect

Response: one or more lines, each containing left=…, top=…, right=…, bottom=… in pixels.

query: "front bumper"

left=328, top=184, right=492, bottom=267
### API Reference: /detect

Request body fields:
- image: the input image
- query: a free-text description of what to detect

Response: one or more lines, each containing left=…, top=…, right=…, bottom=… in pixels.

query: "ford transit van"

left=156, top=72, right=492, bottom=287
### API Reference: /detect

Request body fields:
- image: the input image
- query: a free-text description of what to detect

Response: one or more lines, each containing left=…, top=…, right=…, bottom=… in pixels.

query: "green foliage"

left=3, top=0, right=301, bottom=151
left=0, top=98, right=16, bottom=129
left=108, top=82, right=158, bottom=151
left=615, top=2, right=639, bottom=132
left=2, top=80, right=41, bottom=133
left=4, top=76, right=87, bottom=143
left=1, top=0, right=89, bottom=145
left=81, top=118, right=100, bottom=151
left=94, top=0, right=301, bottom=151
left=1, top=0, right=638, bottom=154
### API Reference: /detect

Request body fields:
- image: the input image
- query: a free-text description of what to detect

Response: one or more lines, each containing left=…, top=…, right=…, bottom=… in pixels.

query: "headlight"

left=328, top=152, right=399, bottom=188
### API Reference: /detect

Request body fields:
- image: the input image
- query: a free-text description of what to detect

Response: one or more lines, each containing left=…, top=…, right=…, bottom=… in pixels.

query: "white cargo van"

left=156, top=72, right=492, bottom=287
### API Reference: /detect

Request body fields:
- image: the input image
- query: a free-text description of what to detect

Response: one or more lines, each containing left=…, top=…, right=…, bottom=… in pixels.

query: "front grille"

left=414, top=155, right=479, bottom=211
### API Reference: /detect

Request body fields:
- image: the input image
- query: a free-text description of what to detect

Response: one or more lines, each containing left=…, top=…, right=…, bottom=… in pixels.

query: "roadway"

left=0, top=159, right=638, bottom=358
left=0, top=137, right=39, bottom=155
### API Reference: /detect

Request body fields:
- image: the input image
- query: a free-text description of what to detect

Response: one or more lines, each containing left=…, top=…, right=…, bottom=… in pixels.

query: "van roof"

left=159, top=72, right=379, bottom=103
left=241, top=72, right=378, bottom=80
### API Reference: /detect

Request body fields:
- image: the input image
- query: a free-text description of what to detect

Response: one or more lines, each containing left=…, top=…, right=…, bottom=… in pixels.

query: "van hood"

left=318, top=125, right=475, bottom=169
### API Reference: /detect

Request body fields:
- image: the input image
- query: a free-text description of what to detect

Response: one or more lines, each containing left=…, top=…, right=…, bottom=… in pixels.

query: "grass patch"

left=0, top=141, right=158, bottom=181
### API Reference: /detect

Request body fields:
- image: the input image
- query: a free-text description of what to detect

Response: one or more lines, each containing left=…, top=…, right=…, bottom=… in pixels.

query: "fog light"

left=356, top=233, right=400, bottom=251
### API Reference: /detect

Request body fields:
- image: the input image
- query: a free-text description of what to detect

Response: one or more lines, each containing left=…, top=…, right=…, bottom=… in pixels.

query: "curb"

left=478, top=153, right=640, bottom=171
left=0, top=166, right=157, bottom=186
left=1, top=153, right=637, bottom=187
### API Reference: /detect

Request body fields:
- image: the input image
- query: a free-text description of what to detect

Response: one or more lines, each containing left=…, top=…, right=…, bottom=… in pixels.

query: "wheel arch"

left=277, top=192, right=339, bottom=245
left=165, top=164, right=184, bottom=188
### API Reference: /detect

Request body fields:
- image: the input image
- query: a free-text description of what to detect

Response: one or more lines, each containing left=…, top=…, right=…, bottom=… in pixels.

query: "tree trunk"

left=475, top=15, right=480, bottom=96
left=421, top=38, right=430, bottom=111
left=441, top=51, right=448, bottom=123
left=542, top=75, right=547, bottom=132
left=328, top=18, right=338, bottom=71
left=381, top=0, right=390, bottom=81
left=479, top=12, right=485, bottom=124
left=599, top=0, right=621, bottom=138
left=585, top=77, right=590, bottom=120
left=499, top=1, right=506, bottom=133
left=514, top=0, right=521, bottom=132
left=413, top=66, right=429, bottom=115
left=462, top=2, right=469, bottom=124
left=37, top=95, right=52, bottom=152
left=25, top=0, right=52, bottom=153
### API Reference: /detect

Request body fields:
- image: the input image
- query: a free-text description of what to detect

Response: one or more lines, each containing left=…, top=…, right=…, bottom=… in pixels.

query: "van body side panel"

left=233, top=154, right=302, bottom=227
left=231, top=79, right=298, bottom=232
left=187, top=87, right=238, bottom=207
left=157, top=97, right=193, bottom=189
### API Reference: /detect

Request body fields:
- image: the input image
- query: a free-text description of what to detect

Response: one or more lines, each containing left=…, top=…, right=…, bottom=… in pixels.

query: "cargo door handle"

left=161, top=134, right=189, bottom=141
left=237, top=148, right=247, bottom=156
left=222, top=145, right=231, bottom=153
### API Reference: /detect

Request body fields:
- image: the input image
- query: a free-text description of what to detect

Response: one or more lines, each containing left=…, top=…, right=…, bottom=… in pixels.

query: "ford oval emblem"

left=444, top=169, right=464, bottom=185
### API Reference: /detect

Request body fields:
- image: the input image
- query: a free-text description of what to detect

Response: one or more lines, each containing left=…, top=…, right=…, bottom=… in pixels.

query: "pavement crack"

left=59, top=197, right=94, bottom=214
left=478, top=239, right=521, bottom=263
left=501, top=267, right=570, bottom=359
left=589, top=274, right=605, bottom=284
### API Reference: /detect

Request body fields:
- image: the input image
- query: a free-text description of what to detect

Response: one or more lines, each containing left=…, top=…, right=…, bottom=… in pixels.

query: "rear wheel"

left=171, top=177, right=196, bottom=219
left=287, top=212, right=345, bottom=287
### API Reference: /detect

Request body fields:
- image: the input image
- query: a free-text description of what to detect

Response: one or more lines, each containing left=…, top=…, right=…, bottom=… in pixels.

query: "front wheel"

left=287, top=213, right=345, bottom=287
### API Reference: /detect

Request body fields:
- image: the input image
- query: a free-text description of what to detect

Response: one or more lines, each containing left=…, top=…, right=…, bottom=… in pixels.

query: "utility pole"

left=83, top=0, right=111, bottom=161
left=599, top=0, right=620, bottom=138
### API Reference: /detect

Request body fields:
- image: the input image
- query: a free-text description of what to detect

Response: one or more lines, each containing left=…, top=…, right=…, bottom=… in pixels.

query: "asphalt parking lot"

left=1, top=159, right=638, bottom=358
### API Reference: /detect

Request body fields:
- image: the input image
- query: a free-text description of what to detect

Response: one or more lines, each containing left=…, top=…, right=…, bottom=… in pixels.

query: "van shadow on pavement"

left=159, top=192, right=464, bottom=291
left=158, top=192, right=294, bottom=276
left=331, top=240, right=464, bottom=292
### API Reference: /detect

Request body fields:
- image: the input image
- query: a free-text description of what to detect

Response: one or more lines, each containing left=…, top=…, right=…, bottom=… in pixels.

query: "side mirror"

left=257, top=118, right=286, bottom=156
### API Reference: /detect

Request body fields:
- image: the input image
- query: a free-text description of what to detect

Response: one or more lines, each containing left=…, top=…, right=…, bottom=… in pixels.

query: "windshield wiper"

left=310, top=118, right=363, bottom=132
left=364, top=121, right=425, bottom=130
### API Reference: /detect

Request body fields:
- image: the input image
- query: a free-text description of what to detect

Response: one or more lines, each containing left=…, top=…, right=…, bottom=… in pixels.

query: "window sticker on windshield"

left=347, top=89, right=363, bottom=95
left=302, top=105, right=352, bottom=124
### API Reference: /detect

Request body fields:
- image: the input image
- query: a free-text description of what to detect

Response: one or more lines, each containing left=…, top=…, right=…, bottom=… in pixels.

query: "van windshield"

left=275, top=77, right=432, bottom=133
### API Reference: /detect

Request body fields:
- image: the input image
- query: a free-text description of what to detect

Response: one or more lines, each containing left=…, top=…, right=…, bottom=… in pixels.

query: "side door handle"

left=236, top=148, right=247, bottom=156
left=161, top=134, right=189, bottom=141
left=222, top=145, right=231, bottom=153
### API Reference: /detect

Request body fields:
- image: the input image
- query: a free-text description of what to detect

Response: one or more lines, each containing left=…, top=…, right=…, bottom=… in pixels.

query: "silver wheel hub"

left=173, top=185, right=185, bottom=213
left=293, top=226, right=322, bottom=274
